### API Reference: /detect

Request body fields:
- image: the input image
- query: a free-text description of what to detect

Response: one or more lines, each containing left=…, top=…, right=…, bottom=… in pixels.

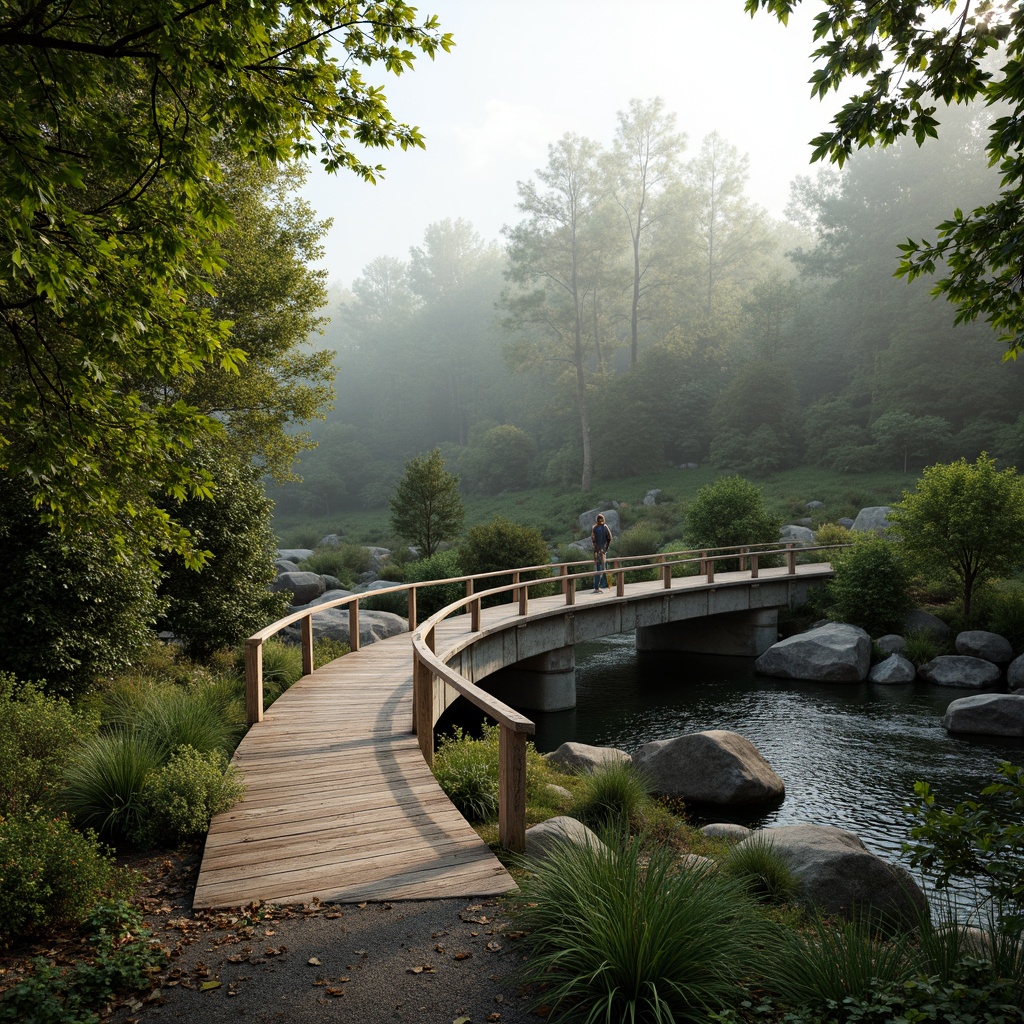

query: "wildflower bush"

left=0, top=674, right=97, bottom=815
left=0, top=809, right=119, bottom=945
left=133, top=745, right=245, bottom=847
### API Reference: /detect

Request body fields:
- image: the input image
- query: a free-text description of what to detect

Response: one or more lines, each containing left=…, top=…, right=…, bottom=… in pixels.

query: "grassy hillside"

left=273, top=466, right=913, bottom=550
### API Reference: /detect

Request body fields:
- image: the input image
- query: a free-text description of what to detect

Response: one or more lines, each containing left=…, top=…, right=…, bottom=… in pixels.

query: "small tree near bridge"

left=890, top=454, right=1024, bottom=623
left=388, top=449, right=464, bottom=558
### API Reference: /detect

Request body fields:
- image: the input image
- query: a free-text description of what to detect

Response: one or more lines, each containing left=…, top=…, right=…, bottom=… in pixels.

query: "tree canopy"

left=0, top=1, right=451, bottom=562
left=745, top=1, right=1024, bottom=356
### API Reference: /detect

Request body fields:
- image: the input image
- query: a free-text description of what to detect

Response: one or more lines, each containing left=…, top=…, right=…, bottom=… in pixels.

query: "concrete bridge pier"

left=482, top=645, right=576, bottom=712
left=635, top=608, right=779, bottom=657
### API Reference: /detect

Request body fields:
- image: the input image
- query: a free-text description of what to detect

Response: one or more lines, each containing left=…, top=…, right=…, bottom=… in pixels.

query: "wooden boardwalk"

left=192, top=630, right=514, bottom=909
left=194, top=563, right=833, bottom=910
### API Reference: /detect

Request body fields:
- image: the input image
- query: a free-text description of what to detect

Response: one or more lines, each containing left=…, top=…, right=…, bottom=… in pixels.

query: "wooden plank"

left=196, top=563, right=836, bottom=910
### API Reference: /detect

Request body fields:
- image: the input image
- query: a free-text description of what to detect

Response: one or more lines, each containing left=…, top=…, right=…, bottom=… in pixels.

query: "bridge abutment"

left=635, top=608, right=779, bottom=657
left=482, top=645, right=577, bottom=712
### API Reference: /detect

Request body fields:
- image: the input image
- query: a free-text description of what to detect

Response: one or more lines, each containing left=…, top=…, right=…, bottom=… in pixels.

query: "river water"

left=524, top=634, right=1023, bottom=872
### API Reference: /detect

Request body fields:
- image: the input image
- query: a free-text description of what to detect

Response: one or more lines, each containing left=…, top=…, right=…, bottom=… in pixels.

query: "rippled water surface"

left=528, top=633, right=1024, bottom=865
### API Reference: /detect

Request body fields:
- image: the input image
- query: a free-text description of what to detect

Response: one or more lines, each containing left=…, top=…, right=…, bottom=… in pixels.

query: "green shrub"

left=826, top=535, right=911, bottom=635
left=720, top=834, right=798, bottom=905
left=299, top=542, right=374, bottom=584
left=0, top=674, right=98, bottom=815
left=459, top=516, right=554, bottom=605
left=686, top=476, right=781, bottom=571
left=359, top=586, right=409, bottom=616
left=61, top=731, right=163, bottom=843
left=568, top=760, right=652, bottom=835
left=313, top=636, right=350, bottom=668
left=134, top=745, right=245, bottom=847
left=0, top=809, right=118, bottom=945
left=432, top=727, right=500, bottom=823
left=513, top=832, right=773, bottom=1023
left=976, top=585, right=1024, bottom=651
left=406, top=549, right=466, bottom=621
left=0, top=899, right=167, bottom=1023
left=814, top=522, right=853, bottom=547
left=905, top=760, right=1024, bottom=936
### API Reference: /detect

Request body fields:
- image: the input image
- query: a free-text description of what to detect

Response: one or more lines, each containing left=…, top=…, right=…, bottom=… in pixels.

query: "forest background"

left=274, top=96, right=1024, bottom=538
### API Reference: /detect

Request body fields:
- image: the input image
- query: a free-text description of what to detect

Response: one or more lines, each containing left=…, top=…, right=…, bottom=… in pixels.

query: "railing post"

left=566, top=573, right=576, bottom=606
left=751, top=553, right=759, bottom=579
left=512, top=570, right=520, bottom=607
left=663, top=563, right=672, bottom=588
left=407, top=587, right=418, bottom=632
left=471, top=597, right=481, bottom=632
left=245, top=638, right=264, bottom=726
left=301, top=613, right=314, bottom=676
left=787, top=543, right=797, bottom=575
left=498, top=725, right=527, bottom=853
left=740, top=546, right=748, bottom=572
left=615, top=569, right=624, bottom=597
left=559, top=563, right=568, bottom=596
left=466, top=579, right=474, bottom=600
left=349, top=601, right=360, bottom=652
left=518, top=581, right=528, bottom=616
left=705, top=552, right=715, bottom=584
left=413, top=646, right=435, bottom=765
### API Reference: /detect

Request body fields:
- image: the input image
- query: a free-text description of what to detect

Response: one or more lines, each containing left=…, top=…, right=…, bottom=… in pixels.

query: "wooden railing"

left=242, top=539, right=846, bottom=853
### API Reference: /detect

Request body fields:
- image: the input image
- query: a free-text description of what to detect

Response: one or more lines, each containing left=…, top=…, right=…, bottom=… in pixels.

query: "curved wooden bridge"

left=193, top=545, right=837, bottom=910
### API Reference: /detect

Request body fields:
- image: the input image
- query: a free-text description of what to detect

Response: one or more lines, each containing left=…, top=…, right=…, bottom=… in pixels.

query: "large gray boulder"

left=1008, top=654, right=1024, bottom=691
left=876, top=634, right=907, bottom=656
left=365, top=546, right=393, bottom=571
left=271, top=571, right=326, bottom=606
left=547, top=742, right=630, bottom=774
left=942, top=693, right=1024, bottom=736
left=851, top=507, right=891, bottom=533
left=955, top=630, right=1014, bottom=665
left=904, top=609, right=952, bottom=639
left=524, top=816, right=605, bottom=862
left=633, top=730, right=784, bottom=805
left=869, top=653, right=916, bottom=684
left=755, top=623, right=871, bottom=682
left=742, top=824, right=928, bottom=929
left=273, top=558, right=300, bottom=574
left=279, top=607, right=406, bottom=646
left=700, top=822, right=753, bottom=843
left=579, top=507, right=621, bottom=535
left=277, top=547, right=314, bottom=563
left=918, top=655, right=1001, bottom=688
left=780, top=524, right=816, bottom=545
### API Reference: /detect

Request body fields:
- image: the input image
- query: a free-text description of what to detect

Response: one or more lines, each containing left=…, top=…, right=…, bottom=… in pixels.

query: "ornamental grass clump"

left=513, top=833, right=775, bottom=1023
left=61, top=731, right=163, bottom=844
left=568, top=759, right=652, bottom=835
left=766, top=912, right=921, bottom=1009
left=721, top=834, right=799, bottom=905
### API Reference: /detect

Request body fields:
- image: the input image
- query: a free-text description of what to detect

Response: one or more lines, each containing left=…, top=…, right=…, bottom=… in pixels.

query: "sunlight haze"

left=301, top=0, right=841, bottom=287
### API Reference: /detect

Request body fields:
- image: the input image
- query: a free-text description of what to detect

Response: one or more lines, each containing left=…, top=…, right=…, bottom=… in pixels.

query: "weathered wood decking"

left=195, top=561, right=834, bottom=910
left=192, top=630, right=514, bottom=909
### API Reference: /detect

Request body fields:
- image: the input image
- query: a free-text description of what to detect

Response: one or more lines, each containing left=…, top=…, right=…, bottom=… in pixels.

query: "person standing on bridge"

left=591, top=513, right=612, bottom=593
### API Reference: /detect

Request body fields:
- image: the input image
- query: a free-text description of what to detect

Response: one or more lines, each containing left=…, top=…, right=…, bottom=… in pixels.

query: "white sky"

left=300, top=0, right=843, bottom=288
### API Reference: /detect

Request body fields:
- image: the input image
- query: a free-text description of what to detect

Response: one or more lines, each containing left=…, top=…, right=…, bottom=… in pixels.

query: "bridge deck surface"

left=193, top=565, right=827, bottom=909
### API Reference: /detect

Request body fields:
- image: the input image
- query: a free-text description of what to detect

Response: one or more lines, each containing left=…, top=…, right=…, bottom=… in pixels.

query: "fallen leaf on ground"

left=199, top=980, right=221, bottom=992
left=308, top=956, right=322, bottom=966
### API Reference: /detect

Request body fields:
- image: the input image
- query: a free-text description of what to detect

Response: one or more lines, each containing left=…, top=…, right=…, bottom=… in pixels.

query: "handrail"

left=244, top=539, right=846, bottom=851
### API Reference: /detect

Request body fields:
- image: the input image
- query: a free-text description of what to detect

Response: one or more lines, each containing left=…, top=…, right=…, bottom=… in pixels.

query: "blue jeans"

left=593, top=551, right=607, bottom=590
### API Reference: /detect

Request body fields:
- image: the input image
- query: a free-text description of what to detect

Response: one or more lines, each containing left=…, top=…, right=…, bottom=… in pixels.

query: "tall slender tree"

left=606, top=98, right=687, bottom=370
left=503, top=134, right=605, bottom=491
